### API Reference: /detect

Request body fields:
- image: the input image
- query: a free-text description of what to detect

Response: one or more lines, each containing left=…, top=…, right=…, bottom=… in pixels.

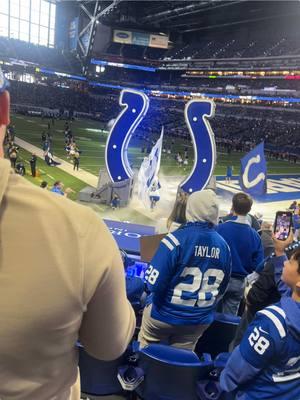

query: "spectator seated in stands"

left=138, top=190, right=232, bottom=350
left=217, top=192, right=264, bottom=315
left=221, top=234, right=300, bottom=400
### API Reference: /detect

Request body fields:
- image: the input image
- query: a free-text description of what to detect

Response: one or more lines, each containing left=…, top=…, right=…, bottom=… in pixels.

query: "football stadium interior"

left=0, top=0, right=300, bottom=399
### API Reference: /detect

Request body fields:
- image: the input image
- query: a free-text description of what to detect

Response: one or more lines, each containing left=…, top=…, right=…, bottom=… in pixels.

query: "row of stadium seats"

left=79, top=312, right=240, bottom=399
left=163, top=29, right=300, bottom=60
left=102, top=28, right=299, bottom=62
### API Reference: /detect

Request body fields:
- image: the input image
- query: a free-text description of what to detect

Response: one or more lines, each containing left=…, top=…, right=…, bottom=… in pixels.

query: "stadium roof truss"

left=77, top=0, right=121, bottom=63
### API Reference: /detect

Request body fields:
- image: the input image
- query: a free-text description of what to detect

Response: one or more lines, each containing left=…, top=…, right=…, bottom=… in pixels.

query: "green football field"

left=15, top=147, right=86, bottom=201
left=9, top=113, right=300, bottom=200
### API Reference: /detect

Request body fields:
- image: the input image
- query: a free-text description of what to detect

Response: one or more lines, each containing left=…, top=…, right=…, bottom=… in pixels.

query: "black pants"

left=30, top=164, right=36, bottom=177
left=10, top=157, right=16, bottom=169
left=73, top=159, right=79, bottom=170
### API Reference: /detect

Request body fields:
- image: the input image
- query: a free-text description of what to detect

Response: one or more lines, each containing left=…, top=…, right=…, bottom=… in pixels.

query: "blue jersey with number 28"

left=145, top=221, right=232, bottom=325
left=220, top=297, right=300, bottom=400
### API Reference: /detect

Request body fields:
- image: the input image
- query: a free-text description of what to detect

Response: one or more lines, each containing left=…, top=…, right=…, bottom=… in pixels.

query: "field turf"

left=10, top=114, right=300, bottom=198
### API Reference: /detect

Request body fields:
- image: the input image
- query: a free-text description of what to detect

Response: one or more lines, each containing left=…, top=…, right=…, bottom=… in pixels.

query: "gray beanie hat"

left=186, top=189, right=219, bottom=225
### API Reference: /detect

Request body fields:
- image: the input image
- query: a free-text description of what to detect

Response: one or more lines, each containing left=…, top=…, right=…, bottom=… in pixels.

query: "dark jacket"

left=260, top=230, right=274, bottom=258
left=246, top=259, right=280, bottom=314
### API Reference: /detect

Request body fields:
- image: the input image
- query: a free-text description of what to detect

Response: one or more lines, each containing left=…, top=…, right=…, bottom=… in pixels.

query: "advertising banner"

left=113, top=29, right=133, bottom=44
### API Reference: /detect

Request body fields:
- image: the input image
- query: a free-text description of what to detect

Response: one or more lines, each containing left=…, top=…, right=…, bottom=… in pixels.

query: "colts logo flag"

left=240, top=142, right=267, bottom=196
left=137, top=127, right=163, bottom=208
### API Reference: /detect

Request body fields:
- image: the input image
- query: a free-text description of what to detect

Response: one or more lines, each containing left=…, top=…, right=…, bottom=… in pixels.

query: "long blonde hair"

left=167, top=192, right=188, bottom=230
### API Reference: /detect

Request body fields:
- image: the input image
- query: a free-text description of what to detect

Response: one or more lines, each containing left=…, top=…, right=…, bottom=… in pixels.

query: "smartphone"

left=273, top=211, right=293, bottom=241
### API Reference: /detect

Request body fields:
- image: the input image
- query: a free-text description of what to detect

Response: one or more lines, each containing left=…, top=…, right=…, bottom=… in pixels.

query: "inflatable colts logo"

left=105, top=90, right=216, bottom=194
left=181, top=99, right=216, bottom=193
left=105, top=89, right=149, bottom=182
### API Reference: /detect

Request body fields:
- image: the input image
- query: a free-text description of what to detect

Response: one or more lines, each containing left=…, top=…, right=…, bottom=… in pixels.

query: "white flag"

left=137, top=127, right=164, bottom=208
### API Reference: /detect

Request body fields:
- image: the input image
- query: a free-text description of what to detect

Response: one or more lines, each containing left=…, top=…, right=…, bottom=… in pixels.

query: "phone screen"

left=274, top=212, right=292, bottom=240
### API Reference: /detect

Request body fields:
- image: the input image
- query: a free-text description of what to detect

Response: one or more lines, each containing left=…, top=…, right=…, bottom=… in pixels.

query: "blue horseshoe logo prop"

left=180, top=99, right=216, bottom=193
left=105, top=89, right=149, bottom=182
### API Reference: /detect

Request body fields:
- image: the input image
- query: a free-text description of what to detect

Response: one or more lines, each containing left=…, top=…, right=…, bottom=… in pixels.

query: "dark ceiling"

left=95, top=0, right=300, bottom=34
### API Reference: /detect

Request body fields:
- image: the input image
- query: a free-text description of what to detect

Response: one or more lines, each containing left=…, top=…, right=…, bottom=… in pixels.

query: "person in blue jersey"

left=51, top=181, right=65, bottom=196
left=220, top=234, right=300, bottom=400
left=50, top=181, right=73, bottom=198
left=138, top=190, right=232, bottom=350
left=217, top=192, right=264, bottom=315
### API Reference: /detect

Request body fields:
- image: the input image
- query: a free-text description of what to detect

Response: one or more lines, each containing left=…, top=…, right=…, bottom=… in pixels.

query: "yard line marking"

left=46, top=174, right=55, bottom=180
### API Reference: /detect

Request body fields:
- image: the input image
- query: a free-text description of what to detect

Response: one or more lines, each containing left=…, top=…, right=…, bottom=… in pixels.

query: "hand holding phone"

left=272, top=230, right=294, bottom=257
left=273, top=211, right=293, bottom=241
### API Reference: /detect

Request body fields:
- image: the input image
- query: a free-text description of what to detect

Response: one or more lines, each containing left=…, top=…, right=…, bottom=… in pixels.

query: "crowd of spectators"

left=0, top=37, right=82, bottom=74
left=1, top=66, right=300, bottom=400
left=8, top=79, right=300, bottom=159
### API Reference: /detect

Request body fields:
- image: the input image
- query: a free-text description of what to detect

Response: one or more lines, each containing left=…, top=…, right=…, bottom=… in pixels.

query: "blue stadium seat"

left=197, top=353, right=236, bottom=400
left=195, top=313, right=240, bottom=358
left=78, top=344, right=128, bottom=397
left=213, top=352, right=230, bottom=370
left=197, top=381, right=236, bottom=400
left=134, top=344, right=213, bottom=400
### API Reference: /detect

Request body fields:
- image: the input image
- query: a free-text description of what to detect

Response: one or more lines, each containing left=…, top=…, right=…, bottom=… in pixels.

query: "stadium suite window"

left=0, top=0, right=9, bottom=14
left=20, top=20, right=29, bottom=42
left=50, top=2, right=55, bottom=28
left=20, top=0, right=30, bottom=21
left=39, top=26, right=48, bottom=46
left=0, top=14, right=9, bottom=37
left=10, top=17, right=19, bottom=39
left=0, top=0, right=55, bottom=47
left=30, top=23, right=39, bottom=45
left=10, top=0, right=20, bottom=18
